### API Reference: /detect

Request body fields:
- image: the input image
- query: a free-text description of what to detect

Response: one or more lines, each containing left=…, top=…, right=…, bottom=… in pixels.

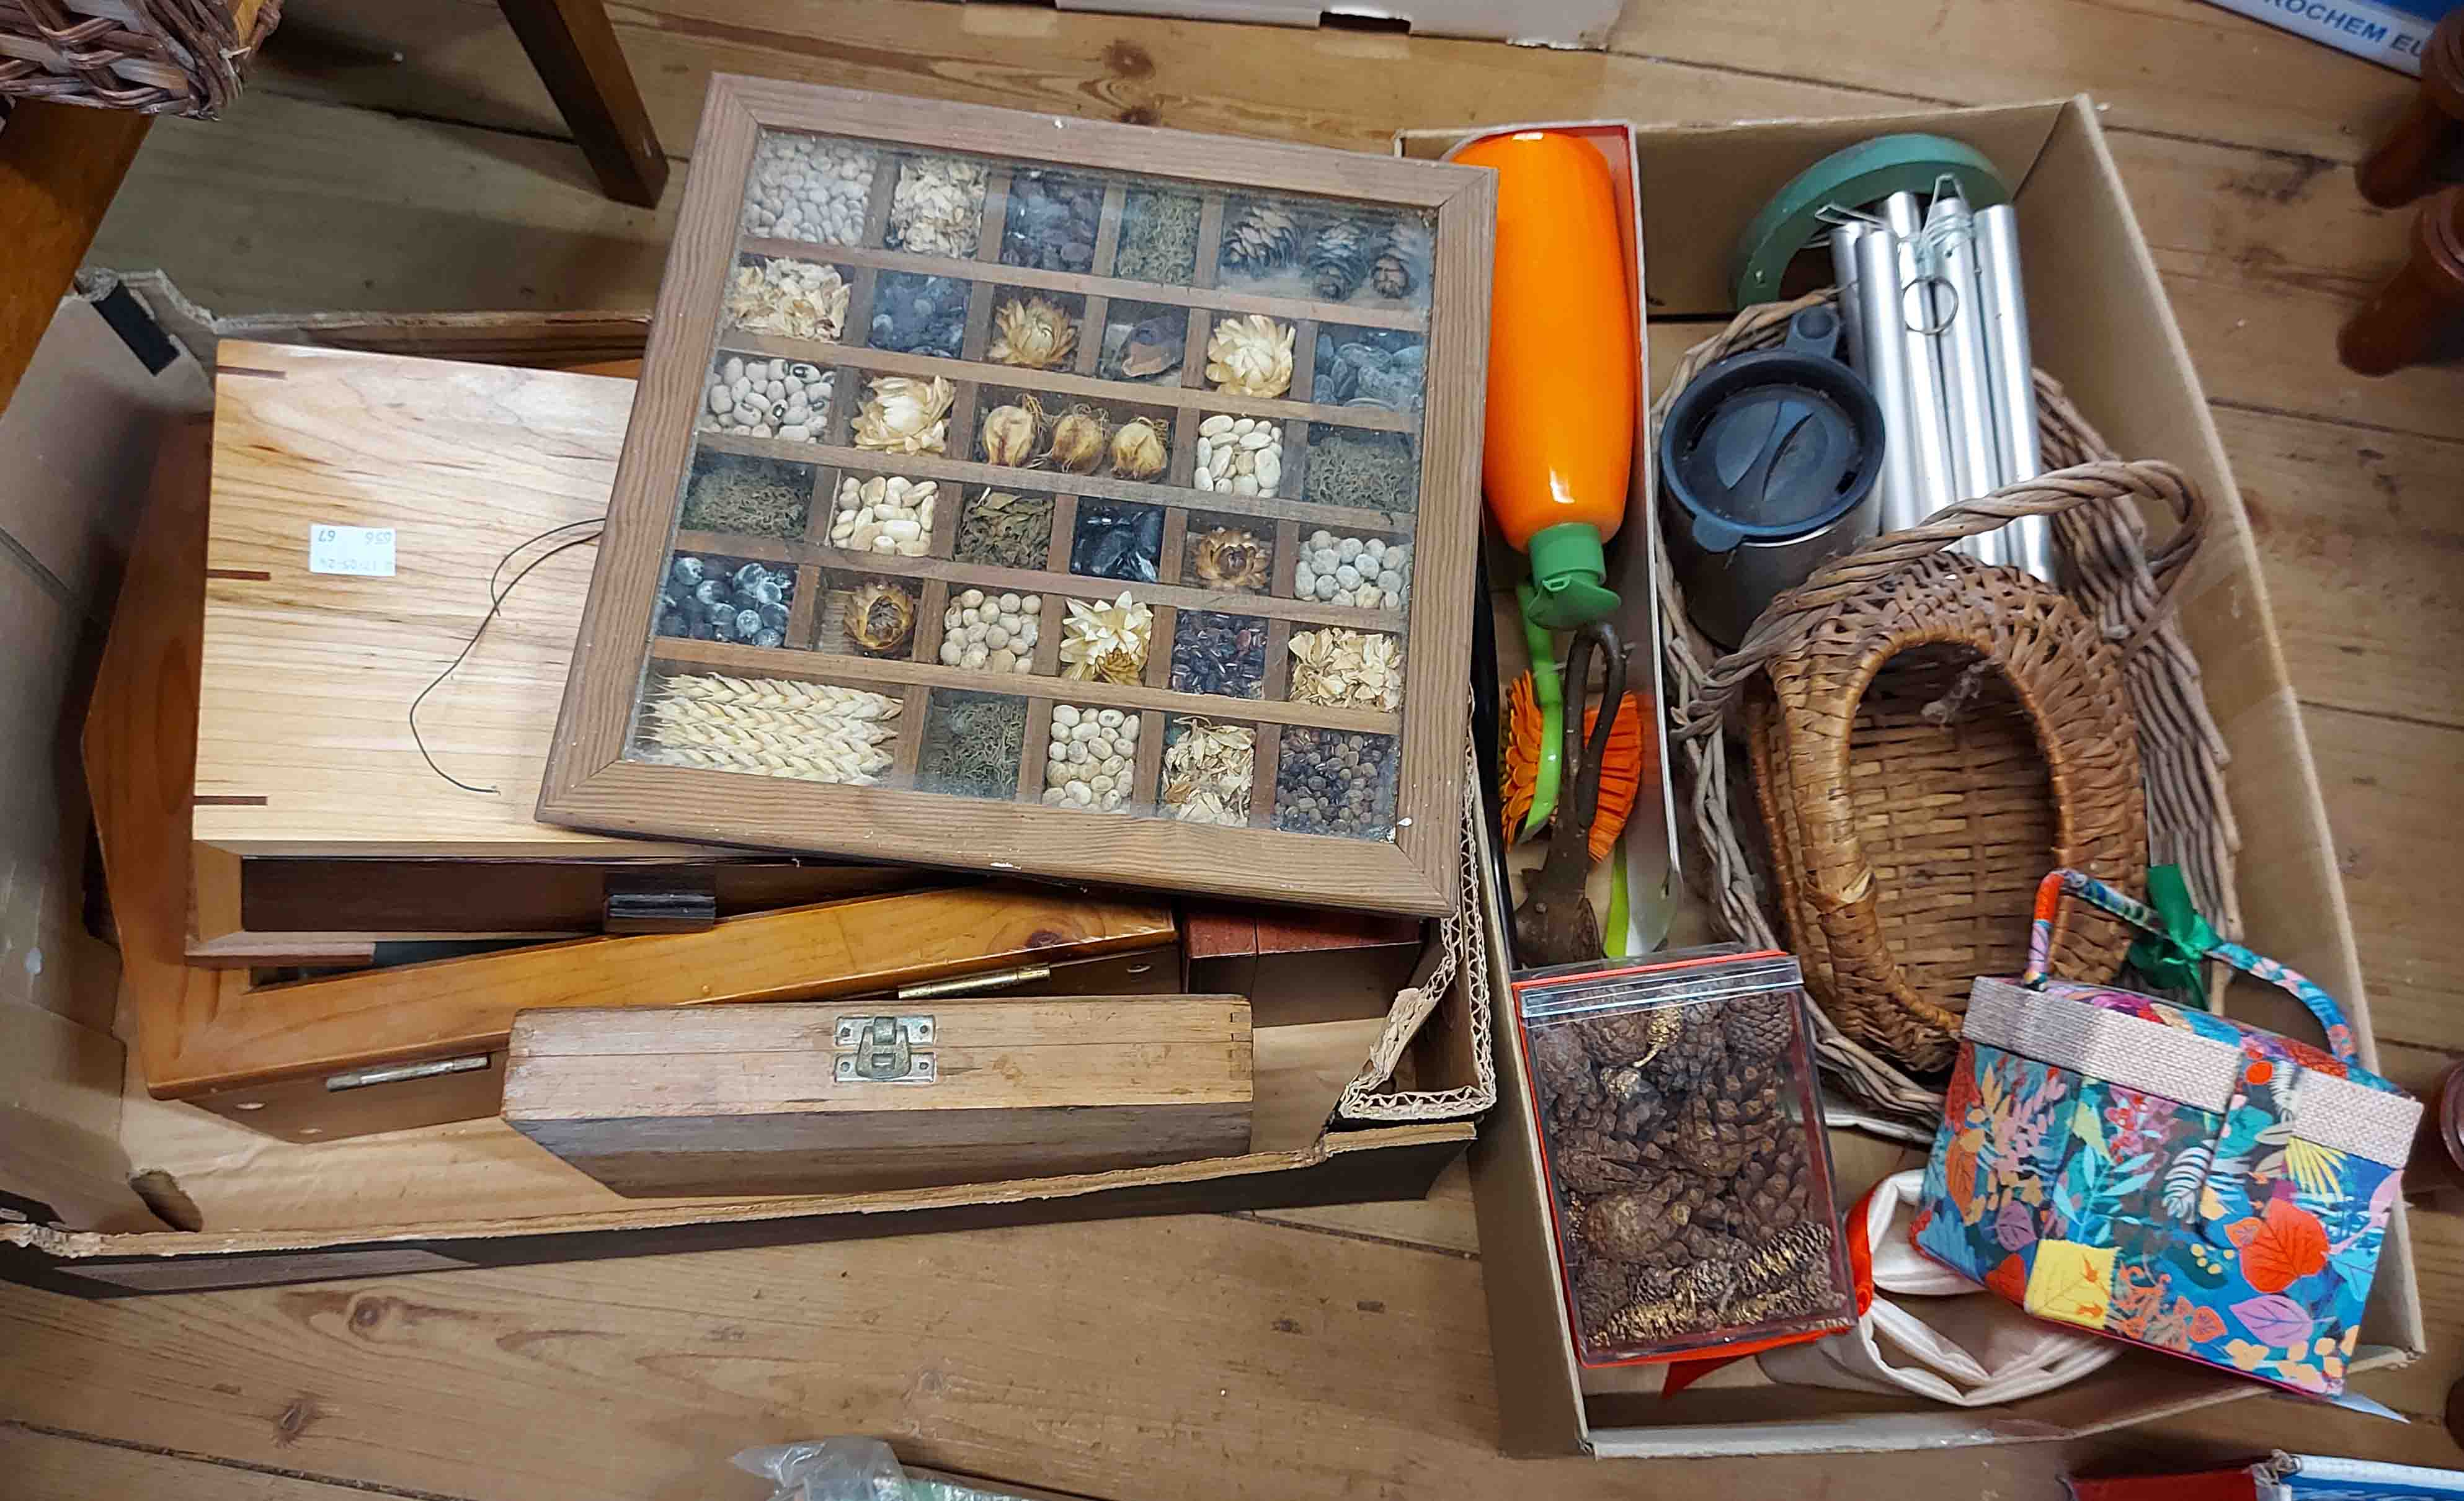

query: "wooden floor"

left=6, top=0, right=2460, bottom=1494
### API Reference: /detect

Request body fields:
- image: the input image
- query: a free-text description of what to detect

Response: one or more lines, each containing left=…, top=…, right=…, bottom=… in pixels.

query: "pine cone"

left=1529, top=1025, right=1599, bottom=1121
left=1646, top=1007, right=1728, bottom=1092
left=1221, top=202, right=1297, bottom=274
left=1573, top=1253, right=1634, bottom=1335
left=1723, top=992, right=1799, bottom=1060
left=1583, top=1174, right=1712, bottom=1270
left=1735, top=1221, right=1838, bottom=1302
left=1730, top=1131, right=1812, bottom=1229
left=1675, top=1058, right=1783, bottom=1177
left=1575, top=1005, right=1681, bottom=1071
left=1369, top=244, right=1414, bottom=300
left=1550, top=1126, right=1643, bottom=1193
left=1599, top=1062, right=1668, bottom=1138
left=1308, top=218, right=1380, bottom=300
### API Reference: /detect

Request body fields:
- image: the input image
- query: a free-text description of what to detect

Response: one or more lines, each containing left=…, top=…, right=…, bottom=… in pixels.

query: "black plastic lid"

left=1660, top=308, right=1885, bottom=553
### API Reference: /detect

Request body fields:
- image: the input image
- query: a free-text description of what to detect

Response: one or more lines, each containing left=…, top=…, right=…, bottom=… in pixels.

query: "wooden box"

left=193, top=339, right=920, bottom=961
left=538, top=76, right=1496, bottom=916
left=132, top=883, right=1177, bottom=1144
left=504, top=995, right=1253, bottom=1196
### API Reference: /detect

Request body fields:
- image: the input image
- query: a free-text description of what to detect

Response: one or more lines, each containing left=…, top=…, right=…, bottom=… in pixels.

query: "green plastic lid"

left=1523, top=522, right=1619, bottom=630
left=1727, top=133, right=2010, bottom=308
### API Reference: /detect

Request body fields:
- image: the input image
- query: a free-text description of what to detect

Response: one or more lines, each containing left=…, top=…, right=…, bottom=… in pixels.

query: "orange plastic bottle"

left=1451, top=131, right=1637, bottom=628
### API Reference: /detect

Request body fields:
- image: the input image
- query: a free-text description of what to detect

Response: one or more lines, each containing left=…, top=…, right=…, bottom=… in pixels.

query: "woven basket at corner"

left=1657, top=292, right=2243, bottom=1111
left=1, top=0, right=279, bottom=117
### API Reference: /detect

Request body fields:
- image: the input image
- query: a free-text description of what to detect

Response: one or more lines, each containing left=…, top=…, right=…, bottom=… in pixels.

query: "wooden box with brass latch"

left=151, top=884, right=1180, bottom=1144
left=502, top=995, right=1254, bottom=1197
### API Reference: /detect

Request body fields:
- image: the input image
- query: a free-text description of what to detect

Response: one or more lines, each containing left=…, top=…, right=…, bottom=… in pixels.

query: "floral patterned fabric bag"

left=1912, top=870, right=2419, bottom=1397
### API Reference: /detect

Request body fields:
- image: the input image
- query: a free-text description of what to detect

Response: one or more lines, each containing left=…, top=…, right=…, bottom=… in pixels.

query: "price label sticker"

left=308, top=524, right=397, bottom=577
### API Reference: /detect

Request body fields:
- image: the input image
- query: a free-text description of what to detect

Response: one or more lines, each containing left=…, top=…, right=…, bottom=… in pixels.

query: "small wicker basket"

left=1, top=0, right=278, bottom=117
left=1740, top=555, right=2147, bottom=1072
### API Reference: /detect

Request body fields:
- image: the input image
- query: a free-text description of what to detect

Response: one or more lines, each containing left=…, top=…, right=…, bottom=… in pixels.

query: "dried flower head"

left=1058, top=590, right=1154, bottom=685
left=1110, top=417, right=1168, bottom=480
left=981, top=399, right=1040, bottom=468
left=1205, top=314, right=1296, bottom=398
left=1190, top=526, right=1271, bottom=592
left=1046, top=404, right=1108, bottom=473
left=853, top=375, right=954, bottom=455
left=988, top=295, right=1079, bottom=369
left=846, top=580, right=917, bottom=654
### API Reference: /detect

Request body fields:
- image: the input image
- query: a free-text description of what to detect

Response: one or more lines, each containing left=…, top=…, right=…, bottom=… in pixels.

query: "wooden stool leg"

left=494, top=0, right=669, bottom=208
left=2339, top=187, right=2464, bottom=376
left=2356, top=9, right=2464, bottom=209
left=0, top=102, right=151, bottom=412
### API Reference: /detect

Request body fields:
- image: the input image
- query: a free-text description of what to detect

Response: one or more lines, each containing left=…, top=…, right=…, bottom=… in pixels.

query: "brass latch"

left=834, top=1014, right=935, bottom=1083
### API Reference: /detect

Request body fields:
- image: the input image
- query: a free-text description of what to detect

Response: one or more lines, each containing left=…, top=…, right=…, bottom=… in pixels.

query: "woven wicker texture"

left=1741, top=556, right=2148, bottom=1072
left=1654, top=293, right=2238, bottom=1110
left=0, top=0, right=278, bottom=117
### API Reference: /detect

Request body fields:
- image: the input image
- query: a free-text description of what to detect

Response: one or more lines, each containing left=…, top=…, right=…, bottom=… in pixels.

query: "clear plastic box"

left=1513, top=945, right=1856, bottom=1366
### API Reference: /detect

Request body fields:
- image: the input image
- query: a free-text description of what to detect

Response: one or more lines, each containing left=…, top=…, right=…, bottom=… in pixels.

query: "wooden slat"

left=1250, top=721, right=1283, bottom=829
left=1016, top=695, right=1054, bottom=799
left=1044, top=492, right=1080, bottom=574
left=718, top=327, right=1420, bottom=432
left=160, top=884, right=1176, bottom=1097
left=653, top=636, right=1400, bottom=735
left=700, top=430, right=1414, bottom=534
left=0, top=102, right=151, bottom=411
left=1, top=1426, right=383, bottom=1501
left=742, top=234, right=1428, bottom=332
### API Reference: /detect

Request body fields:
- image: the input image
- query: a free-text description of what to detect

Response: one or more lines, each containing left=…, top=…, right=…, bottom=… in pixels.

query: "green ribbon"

left=2125, top=865, right=2218, bottom=1008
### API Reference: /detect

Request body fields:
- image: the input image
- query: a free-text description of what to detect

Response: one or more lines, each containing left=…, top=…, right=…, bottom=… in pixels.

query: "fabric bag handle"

left=2019, top=868, right=2360, bottom=1063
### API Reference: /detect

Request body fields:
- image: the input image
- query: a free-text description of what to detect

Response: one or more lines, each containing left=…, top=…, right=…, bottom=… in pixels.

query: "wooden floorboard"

left=30, top=0, right=2464, bottom=1494
left=1606, top=0, right=2413, bottom=164
left=0, top=1216, right=2119, bottom=1501
left=1, top=1422, right=405, bottom=1501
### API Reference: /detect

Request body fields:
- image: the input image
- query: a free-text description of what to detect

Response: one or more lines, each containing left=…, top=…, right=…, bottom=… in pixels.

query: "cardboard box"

left=0, top=289, right=1487, bottom=1295
left=1403, top=99, right=2429, bottom=1454
left=994, top=0, right=1622, bottom=49
left=1390, top=120, right=1683, bottom=952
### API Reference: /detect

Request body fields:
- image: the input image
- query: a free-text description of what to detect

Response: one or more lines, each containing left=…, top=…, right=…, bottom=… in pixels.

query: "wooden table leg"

left=493, top=0, right=669, bottom=208
left=0, top=102, right=152, bottom=413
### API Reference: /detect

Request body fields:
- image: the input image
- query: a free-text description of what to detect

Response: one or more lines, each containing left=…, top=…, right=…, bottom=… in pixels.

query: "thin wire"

left=409, top=515, right=607, bottom=795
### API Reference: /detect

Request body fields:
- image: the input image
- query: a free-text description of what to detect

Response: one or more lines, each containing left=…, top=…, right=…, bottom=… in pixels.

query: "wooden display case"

left=540, top=76, right=1495, bottom=915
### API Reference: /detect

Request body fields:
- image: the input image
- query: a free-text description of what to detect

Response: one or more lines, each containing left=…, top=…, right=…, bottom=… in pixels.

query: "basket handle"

left=2019, top=868, right=2359, bottom=1063
left=1673, top=461, right=2208, bottom=741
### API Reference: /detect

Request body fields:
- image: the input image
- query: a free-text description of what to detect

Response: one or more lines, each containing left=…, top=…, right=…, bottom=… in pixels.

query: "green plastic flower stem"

left=1604, top=838, right=1631, bottom=959
left=1514, top=581, right=1563, bottom=841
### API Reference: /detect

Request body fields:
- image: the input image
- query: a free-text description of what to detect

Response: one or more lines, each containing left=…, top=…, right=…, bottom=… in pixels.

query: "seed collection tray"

left=542, top=78, right=1493, bottom=914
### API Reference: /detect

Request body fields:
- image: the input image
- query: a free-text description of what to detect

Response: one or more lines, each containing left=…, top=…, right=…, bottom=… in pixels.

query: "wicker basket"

left=1, top=0, right=278, bottom=117
left=1655, top=293, right=2240, bottom=1120
left=1740, top=555, right=2147, bottom=1072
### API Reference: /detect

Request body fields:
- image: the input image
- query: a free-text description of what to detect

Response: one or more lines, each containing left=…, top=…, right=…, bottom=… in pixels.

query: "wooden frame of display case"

left=540, top=75, right=1493, bottom=915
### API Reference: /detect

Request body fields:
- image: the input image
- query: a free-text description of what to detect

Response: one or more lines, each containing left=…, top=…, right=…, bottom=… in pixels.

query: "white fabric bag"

left=1756, top=1170, right=2119, bottom=1405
